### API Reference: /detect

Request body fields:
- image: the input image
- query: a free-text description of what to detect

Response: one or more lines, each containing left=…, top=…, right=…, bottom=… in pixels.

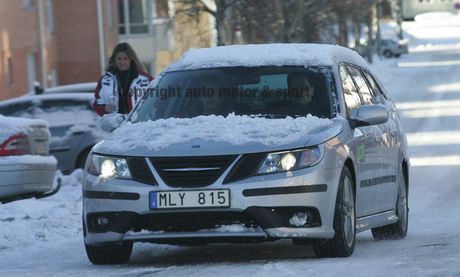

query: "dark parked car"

left=0, top=84, right=107, bottom=174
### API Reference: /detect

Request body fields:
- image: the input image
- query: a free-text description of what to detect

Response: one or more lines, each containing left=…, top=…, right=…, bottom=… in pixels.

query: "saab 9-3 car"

left=82, top=44, right=409, bottom=264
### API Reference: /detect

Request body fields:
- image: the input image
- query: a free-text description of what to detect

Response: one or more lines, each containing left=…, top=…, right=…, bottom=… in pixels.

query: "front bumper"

left=83, top=164, right=341, bottom=245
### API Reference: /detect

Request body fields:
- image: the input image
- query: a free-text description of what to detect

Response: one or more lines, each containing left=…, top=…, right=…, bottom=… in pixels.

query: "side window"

left=339, top=66, right=361, bottom=112
left=347, top=66, right=374, bottom=105
left=37, top=99, right=94, bottom=122
left=363, top=71, right=387, bottom=103
left=0, top=101, right=35, bottom=118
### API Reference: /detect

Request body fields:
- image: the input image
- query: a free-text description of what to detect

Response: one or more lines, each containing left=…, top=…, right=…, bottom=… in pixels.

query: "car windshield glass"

left=130, top=66, right=333, bottom=123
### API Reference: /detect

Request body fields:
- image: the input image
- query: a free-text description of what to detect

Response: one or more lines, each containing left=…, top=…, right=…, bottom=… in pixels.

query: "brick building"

left=0, top=0, right=118, bottom=100
left=0, top=0, right=213, bottom=101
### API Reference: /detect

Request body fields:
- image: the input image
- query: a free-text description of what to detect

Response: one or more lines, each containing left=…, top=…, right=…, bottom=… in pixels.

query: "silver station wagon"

left=82, top=44, right=409, bottom=264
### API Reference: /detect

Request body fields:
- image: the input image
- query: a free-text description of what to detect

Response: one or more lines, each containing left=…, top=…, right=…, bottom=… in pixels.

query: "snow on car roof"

left=44, top=82, right=97, bottom=94
left=165, top=43, right=369, bottom=72
left=0, top=93, right=94, bottom=106
left=0, top=115, right=48, bottom=143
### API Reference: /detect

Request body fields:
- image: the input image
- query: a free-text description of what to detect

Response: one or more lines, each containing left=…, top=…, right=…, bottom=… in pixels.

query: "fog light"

left=96, top=216, right=109, bottom=226
left=289, top=212, right=308, bottom=227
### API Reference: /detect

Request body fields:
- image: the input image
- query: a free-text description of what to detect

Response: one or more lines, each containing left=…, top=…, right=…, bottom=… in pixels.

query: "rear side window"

left=0, top=101, right=34, bottom=118
left=363, top=71, right=387, bottom=103
left=347, top=66, right=374, bottom=105
left=339, top=66, right=361, bottom=112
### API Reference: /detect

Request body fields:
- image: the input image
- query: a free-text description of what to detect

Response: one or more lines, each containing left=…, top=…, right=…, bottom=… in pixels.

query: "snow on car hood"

left=0, top=115, right=48, bottom=143
left=94, top=114, right=343, bottom=156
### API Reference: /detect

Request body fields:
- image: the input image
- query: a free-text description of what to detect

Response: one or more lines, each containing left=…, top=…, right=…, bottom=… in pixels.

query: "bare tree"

left=175, top=0, right=241, bottom=45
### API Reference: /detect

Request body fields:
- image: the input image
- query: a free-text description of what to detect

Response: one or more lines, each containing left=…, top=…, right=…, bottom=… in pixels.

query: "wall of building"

left=0, top=0, right=118, bottom=101
left=0, top=1, right=41, bottom=99
left=402, top=0, right=459, bottom=20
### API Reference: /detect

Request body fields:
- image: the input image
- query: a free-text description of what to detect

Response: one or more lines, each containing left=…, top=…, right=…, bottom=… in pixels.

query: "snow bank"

left=99, top=114, right=332, bottom=153
left=0, top=170, right=83, bottom=251
left=165, top=44, right=369, bottom=72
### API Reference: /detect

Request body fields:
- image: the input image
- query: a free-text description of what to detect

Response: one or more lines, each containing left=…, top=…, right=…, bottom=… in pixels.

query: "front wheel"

left=371, top=168, right=408, bottom=240
left=313, top=167, right=356, bottom=258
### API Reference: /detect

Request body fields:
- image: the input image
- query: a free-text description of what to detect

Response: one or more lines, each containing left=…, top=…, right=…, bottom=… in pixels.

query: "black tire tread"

left=372, top=168, right=408, bottom=241
left=313, top=167, right=355, bottom=258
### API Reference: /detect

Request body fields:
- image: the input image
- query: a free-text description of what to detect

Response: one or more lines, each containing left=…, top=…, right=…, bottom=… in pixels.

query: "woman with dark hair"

left=93, top=42, right=153, bottom=116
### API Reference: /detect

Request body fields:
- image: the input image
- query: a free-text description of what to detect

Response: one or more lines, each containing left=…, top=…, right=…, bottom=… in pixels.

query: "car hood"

left=92, top=114, right=344, bottom=157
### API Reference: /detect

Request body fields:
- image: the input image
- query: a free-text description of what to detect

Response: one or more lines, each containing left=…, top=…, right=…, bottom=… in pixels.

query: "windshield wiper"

left=251, top=113, right=288, bottom=119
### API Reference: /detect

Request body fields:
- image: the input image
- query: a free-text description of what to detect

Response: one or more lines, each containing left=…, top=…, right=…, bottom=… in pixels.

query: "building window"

left=7, top=58, right=13, bottom=87
left=27, top=53, right=37, bottom=91
left=118, top=0, right=151, bottom=35
left=108, top=0, right=114, bottom=29
left=22, top=0, right=33, bottom=9
left=47, top=0, right=54, bottom=35
left=49, top=69, right=58, bottom=87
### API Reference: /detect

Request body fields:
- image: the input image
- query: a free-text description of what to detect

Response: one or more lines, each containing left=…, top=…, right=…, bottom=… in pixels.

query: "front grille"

left=223, top=153, right=266, bottom=184
left=131, top=211, right=259, bottom=233
left=127, top=158, right=157, bottom=185
left=150, top=155, right=237, bottom=188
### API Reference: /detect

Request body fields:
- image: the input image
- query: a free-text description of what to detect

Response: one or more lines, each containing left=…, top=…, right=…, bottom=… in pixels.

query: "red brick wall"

left=0, top=1, right=40, bottom=100
left=0, top=0, right=119, bottom=101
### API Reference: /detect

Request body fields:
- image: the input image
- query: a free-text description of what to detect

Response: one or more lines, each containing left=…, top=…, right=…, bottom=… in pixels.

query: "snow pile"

left=0, top=170, right=83, bottom=252
left=165, top=44, right=369, bottom=72
left=0, top=155, right=57, bottom=166
left=289, top=212, right=308, bottom=227
left=0, top=115, right=48, bottom=143
left=99, top=114, right=332, bottom=153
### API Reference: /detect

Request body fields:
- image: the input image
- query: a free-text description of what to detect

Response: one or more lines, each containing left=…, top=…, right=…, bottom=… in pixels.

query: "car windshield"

left=130, top=66, right=333, bottom=123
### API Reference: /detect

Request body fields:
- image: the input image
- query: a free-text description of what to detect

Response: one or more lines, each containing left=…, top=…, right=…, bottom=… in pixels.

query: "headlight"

left=87, top=154, right=132, bottom=179
left=257, top=146, right=323, bottom=174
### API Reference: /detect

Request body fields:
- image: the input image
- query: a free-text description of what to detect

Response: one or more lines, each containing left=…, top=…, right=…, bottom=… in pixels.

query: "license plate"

left=35, top=142, right=47, bottom=155
left=149, top=189, right=230, bottom=209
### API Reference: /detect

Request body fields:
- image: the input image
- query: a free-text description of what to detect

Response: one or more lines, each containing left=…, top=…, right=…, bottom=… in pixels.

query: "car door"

left=349, top=65, right=396, bottom=213
left=36, top=99, right=93, bottom=172
left=363, top=70, right=399, bottom=211
left=340, top=65, right=379, bottom=217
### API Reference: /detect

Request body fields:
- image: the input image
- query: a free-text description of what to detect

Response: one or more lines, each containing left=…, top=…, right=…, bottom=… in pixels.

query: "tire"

left=313, top=167, right=356, bottom=258
left=371, top=168, right=408, bottom=240
left=383, top=50, right=393, bottom=58
left=83, top=215, right=133, bottom=265
left=394, top=54, right=401, bottom=58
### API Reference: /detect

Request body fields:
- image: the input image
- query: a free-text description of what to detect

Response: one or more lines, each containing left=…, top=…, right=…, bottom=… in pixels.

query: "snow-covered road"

left=2, top=14, right=460, bottom=276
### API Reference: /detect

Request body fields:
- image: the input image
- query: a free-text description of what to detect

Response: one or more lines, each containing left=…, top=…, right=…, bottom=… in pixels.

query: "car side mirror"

left=350, top=104, right=389, bottom=128
left=100, top=113, right=125, bottom=132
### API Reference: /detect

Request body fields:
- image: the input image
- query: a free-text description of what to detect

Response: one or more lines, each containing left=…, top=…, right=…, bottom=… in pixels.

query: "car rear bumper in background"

left=0, top=155, right=57, bottom=201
